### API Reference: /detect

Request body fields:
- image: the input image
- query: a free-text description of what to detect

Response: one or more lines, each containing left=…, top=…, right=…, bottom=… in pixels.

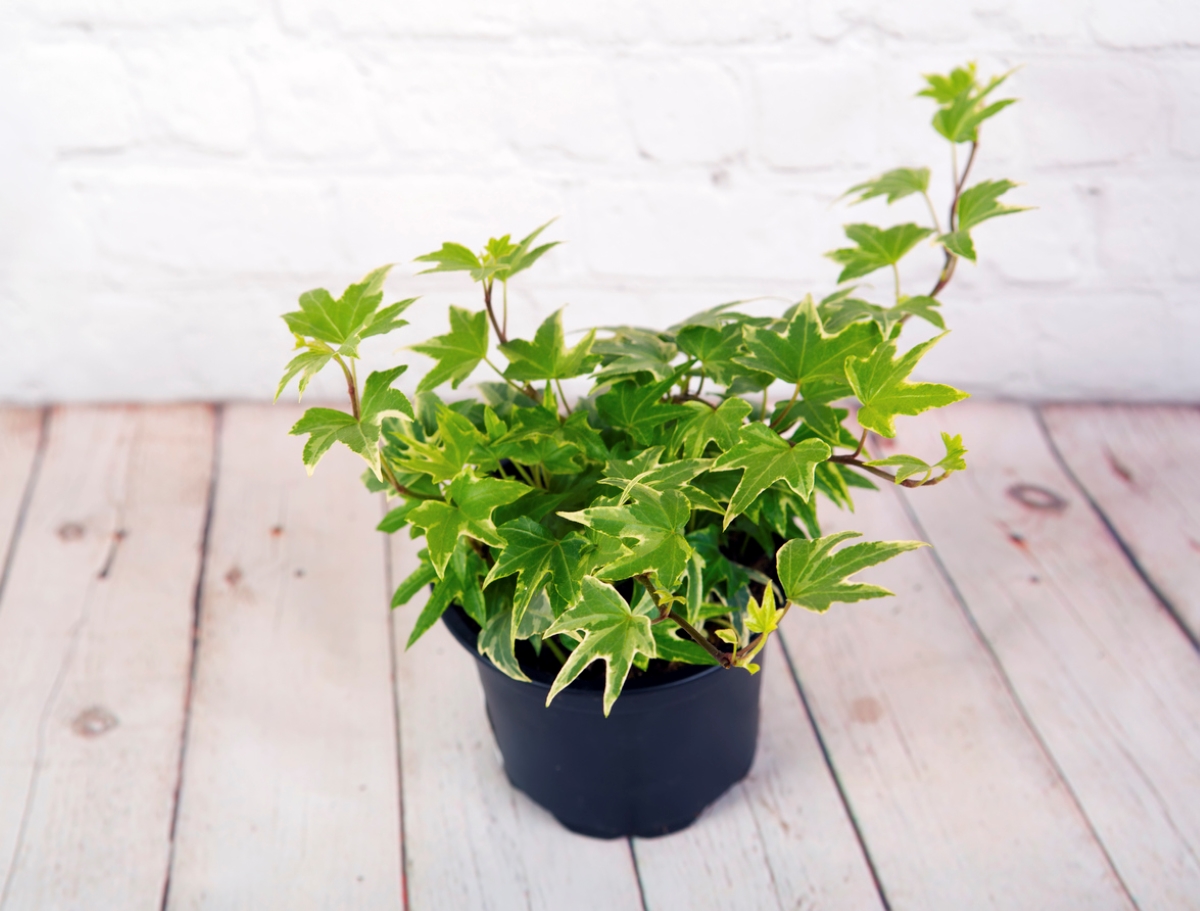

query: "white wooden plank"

left=782, top=475, right=1132, bottom=910
left=0, top=405, right=214, bottom=909
left=166, top=405, right=403, bottom=911
left=388, top=532, right=646, bottom=911
left=632, top=639, right=885, bottom=911
left=1041, top=404, right=1200, bottom=641
left=0, top=408, right=42, bottom=567
left=897, top=401, right=1200, bottom=909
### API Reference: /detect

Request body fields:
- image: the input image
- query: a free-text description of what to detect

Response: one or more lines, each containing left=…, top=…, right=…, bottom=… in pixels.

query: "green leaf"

left=599, top=448, right=713, bottom=495
left=414, top=241, right=482, bottom=276
left=864, top=453, right=933, bottom=484
left=499, top=309, right=599, bottom=381
left=560, top=484, right=693, bottom=588
left=844, top=167, right=930, bottom=205
left=937, top=431, right=968, bottom=473
left=594, top=377, right=692, bottom=446
left=393, top=407, right=485, bottom=484
left=484, top=518, right=590, bottom=624
left=920, top=64, right=1016, bottom=144
left=378, top=499, right=423, bottom=534
left=826, top=224, right=935, bottom=284
left=675, top=323, right=746, bottom=386
left=407, top=473, right=529, bottom=576
left=405, top=539, right=487, bottom=647
left=360, top=366, right=414, bottom=424
left=893, top=295, right=945, bottom=330
left=545, top=576, right=657, bottom=716
left=673, top=397, right=753, bottom=458
left=939, top=231, right=976, bottom=262
left=592, top=329, right=679, bottom=383
left=778, top=531, right=926, bottom=612
left=478, top=604, right=529, bottom=682
left=282, top=265, right=412, bottom=350
left=391, top=557, right=438, bottom=607
left=409, top=306, right=490, bottom=392
left=653, top=621, right=719, bottom=666
left=736, top=298, right=882, bottom=393
left=275, top=345, right=332, bottom=402
left=712, top=423, right=832, bottom=527
left=845, top=334, right=970, bottom=438
left=956, top=179, right=1028, bottom=232
left=289, top=407, right=362, bottom=474
left=734, top=583, right=784, bottom=674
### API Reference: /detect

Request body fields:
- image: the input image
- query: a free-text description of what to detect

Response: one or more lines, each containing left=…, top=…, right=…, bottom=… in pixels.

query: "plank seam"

left=775, top=633, right=893, bottom=911
left=626, top=838, right=651, bottom=911
left=1034, top=405, right=1200, bottom=655
left=0, top=407, right=50, bottom=619
left=158, top=403, right=223, bottom=911
left=892, top=481, right=1141, bottom=910
left=382, top=494, right=411, bottom=911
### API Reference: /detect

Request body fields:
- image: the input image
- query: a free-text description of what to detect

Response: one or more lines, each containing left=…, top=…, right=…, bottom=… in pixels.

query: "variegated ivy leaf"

left=844, top=167, right=931, bottom=206
left=735, top=298, right=881, bottom=398
left=407, top=472, right=529, bottom=576
left=483, top=517, right=590, bottom=628
left=594, top=376, right=692, bottom=446
left=939, top=180, right=1030, bottom=263
left=545, top=576, right=657, bottom=717
left=409, top=306, right=490, bottom=392
left=919, top=64, right=1015, bottom=144
left=392, top=406, right=484, bottom=484
left=778, top=531, right=926, bottom=613
left=404, top=540, right=487, bottom=648
left=845, top=334, right=969, bottom=438
left=674, top=323, right=747, bottom=386
left=865, top=432, right=968, bottom=485
left=712, top=423, right=832, bottom=528
left=826, top=224, right=935, bottom=284
left=478, top=603, right=529, bottom=682
left=598, top=448, right=713, bottom=499
left=289, top=366, right=414, bottom=477
left=560, top=483, right=693, bottom=588
left=591, top=328, right=679, bottom=384
left=499, top=309, right=600, bottom=382
left=414, top=221, right=560, bottom=286
left=672, top=397, right=753, bottom=459
left=735, top=583, right=785, bottom=674
left=281, top=265, right=414, bottom=353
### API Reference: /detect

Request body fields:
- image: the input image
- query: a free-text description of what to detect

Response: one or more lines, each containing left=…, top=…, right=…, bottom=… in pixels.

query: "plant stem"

left=554, top=378, right=572, bottom=417
left=830, top=452, right=954, bottom=488
left=851, top=429, right=868, bottom=460
left=484, top=356, right=528, bottom=396
left=891, top=263, right=902, bottom=305
left=502, top=280, right=509, bottom=338
left=380, top=460, right=442, bottom=501
left=544, top=635, right=568, bottom=664
left=633, top=574, right=732, bottom=668
left=761, top=386, right=770, bottom=423
left=333, top=355, right=360, bottom=420
left=510, top=460, right=537, bottom=487
left=921, top=190, right=943, bottom=235
left=769, top=382, right=802, bottom=430
left=483, top=279, right=507, bottom=345
left=925, top=138, right=979, bottom=301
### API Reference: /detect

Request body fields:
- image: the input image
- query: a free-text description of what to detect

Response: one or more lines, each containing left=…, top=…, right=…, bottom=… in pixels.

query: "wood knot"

left=850, top=696, right=883, bottom=724
left=57, top=522, right=85, bottom=541
left=225, top=566, right=243, bottom=587
left=1007, top=483, right=1068, bottom=512
left=270, top=525, right=285, bottom=537
left=71, top=706, right=118, bottom=738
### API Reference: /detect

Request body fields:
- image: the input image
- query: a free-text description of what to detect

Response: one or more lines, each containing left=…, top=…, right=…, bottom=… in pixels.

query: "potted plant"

left=276, top=63, right=1026, bottom=839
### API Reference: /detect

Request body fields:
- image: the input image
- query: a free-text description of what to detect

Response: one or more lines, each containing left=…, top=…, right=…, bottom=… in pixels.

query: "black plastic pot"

left=441, top=604, right=764, bottom=839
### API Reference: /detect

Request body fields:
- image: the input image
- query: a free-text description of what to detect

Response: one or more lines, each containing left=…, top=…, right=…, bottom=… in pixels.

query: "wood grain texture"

left=0, top=405, right=214, bottom=910
left=388, top=532, right=646, bottom=911
left=166, top=405, right=403, bottom=911
left=631, top=638, right=885, bottom=911
left=897, top=401, right=1200, bottom=909
left=782, top=475, right=1132, bottom=910
left=0, top=408, right=42, bottom=570
left=1041, top=404, right=1200, bottom=641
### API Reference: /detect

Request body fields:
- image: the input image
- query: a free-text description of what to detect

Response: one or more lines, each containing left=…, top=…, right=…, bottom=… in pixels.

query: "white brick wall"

left=0, top=0, right=1198, bottom=403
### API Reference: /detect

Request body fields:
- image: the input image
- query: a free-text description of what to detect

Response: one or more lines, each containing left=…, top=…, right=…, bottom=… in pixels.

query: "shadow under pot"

left=441, top=603, right=765, bottom=839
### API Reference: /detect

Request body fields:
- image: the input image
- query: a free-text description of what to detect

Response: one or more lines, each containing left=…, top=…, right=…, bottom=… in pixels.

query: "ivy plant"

left=277, top=64, right=1026, bottom=716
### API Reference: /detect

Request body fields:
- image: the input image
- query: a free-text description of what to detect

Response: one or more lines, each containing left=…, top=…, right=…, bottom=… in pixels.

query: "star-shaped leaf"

left=414, top=222, right=560, bottom=285
left=404, top=540, right=487, bottom=648
left=594, top=376, right=692, bottom=446
left=560, top=483, right=693, bottom=587
left=484, top=518, right=590, bottom=627
left=392, top=406, right=484, bottom=484
left=673, top=397, right=753, bottom=458
left=843, top=167, right=930, bottom=205
left=409, top=306, right=490, bottom=392
left=598, top=448, right=713, bottom=496
left=826, top=224, right=935, bottom=284
left=939, top=180, right=1029, bottom=263
left=713, top=424, right=832, bottom=527
left=920, top=64, right=1016, bottom=144
left=499, top=309, right=599, bottom=382
left=282, top=265, right=413, bottom=351
left=865, top=431, right=968, bottom=485
left=779, top=531, right=925, bottom=612
left=845, top=334, right=969, bottom=438
left=592, top=328, right=679, bottom=384
left=407, top=473, right=529, bottom=576
left=735, top=298, right=881, bottom=394
left=674, top=323, right=747, bottom=386
left=544, top=576, right=656, bottom=716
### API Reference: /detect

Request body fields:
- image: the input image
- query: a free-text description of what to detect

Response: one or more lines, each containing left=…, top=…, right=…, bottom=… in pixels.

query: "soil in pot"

left=442, top=603, right=764, bottom=839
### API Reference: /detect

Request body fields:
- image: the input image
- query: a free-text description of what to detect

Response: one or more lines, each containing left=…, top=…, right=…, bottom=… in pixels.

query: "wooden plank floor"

left=1, top=401, right=1198, bottom=910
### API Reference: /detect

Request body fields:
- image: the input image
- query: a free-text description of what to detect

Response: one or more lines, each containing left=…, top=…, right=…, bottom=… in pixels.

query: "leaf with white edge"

left=360, top=366, right=415, bottom=424
left=673, top=397, right=753, bottom=459
left=544, top=576, right=656, bottom=716
left=378, top=499, right=423, bottom=534
left=282, top=265, right=412, bottom=349
left=484, top=518, right=590, bottom=624
left=939, top=230, right=977, bottom=262
left=736, top=583, right=785, bottom=674
left=864, top=453, right=934, bottom=484
left=599, top=451, right=713, bottom=499
left=478, top=604, right=530, bottom=682
left=409, top=306, right=490, bottom=392
left=407, top=473, right=529, bottom=576
left=276, top=344, right=333, bottom=401
left=845, top=333, right=969, bottom=438
left=515, top=588, right=555, bottom=639
left=712, top=423, right=832, bottom=527
left=413, top=242, right=482, bottom=276
left=499, top=309, right=599, bottom=381
left=289, top=407, right=362, bottom=474
left=393, top=407, right=484, bottom=484
left=736, top=298, right=881, bottom=393
left=826, top=224, right=935, bottom=284
left=405, top=539, right=487, bottom=647
left=674, top=323, right=747, bottom=386
left=653, top=621, right=718, bottom=666
left=390, top=556, right=438, bottom=607
left=956, top=179, right=1029, bottom=232
left=937, top=431, right=968, bottom=474
left=778, top=531, right=926, bottom=613
left=893, top=295, right=945, bottom=329
left=594, top=377, right=692, bottom=446
left=560, top=483, right=693, bottom=588
left=844, top=167, right=930, bottom=205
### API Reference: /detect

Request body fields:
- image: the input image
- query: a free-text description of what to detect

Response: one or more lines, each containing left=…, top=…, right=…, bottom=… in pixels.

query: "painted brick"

left=14, top=44, right=137, bottom=153
left=125, top=42, right=255, bottom=154
left=1165, top=62, right=1200, bottom=160
left=1098, top=179, right=1200, bottom=284
left=275, top=0, right=512, bottom=38
left=17, top=0, right=259, bottom=26
left=756, top=58, right=880, bottom=170
left=1090, top=0, right=1200, bottom=49
left=251, top=45, right=382, bottom=161
left=618, top=60, right=747, bottom=165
